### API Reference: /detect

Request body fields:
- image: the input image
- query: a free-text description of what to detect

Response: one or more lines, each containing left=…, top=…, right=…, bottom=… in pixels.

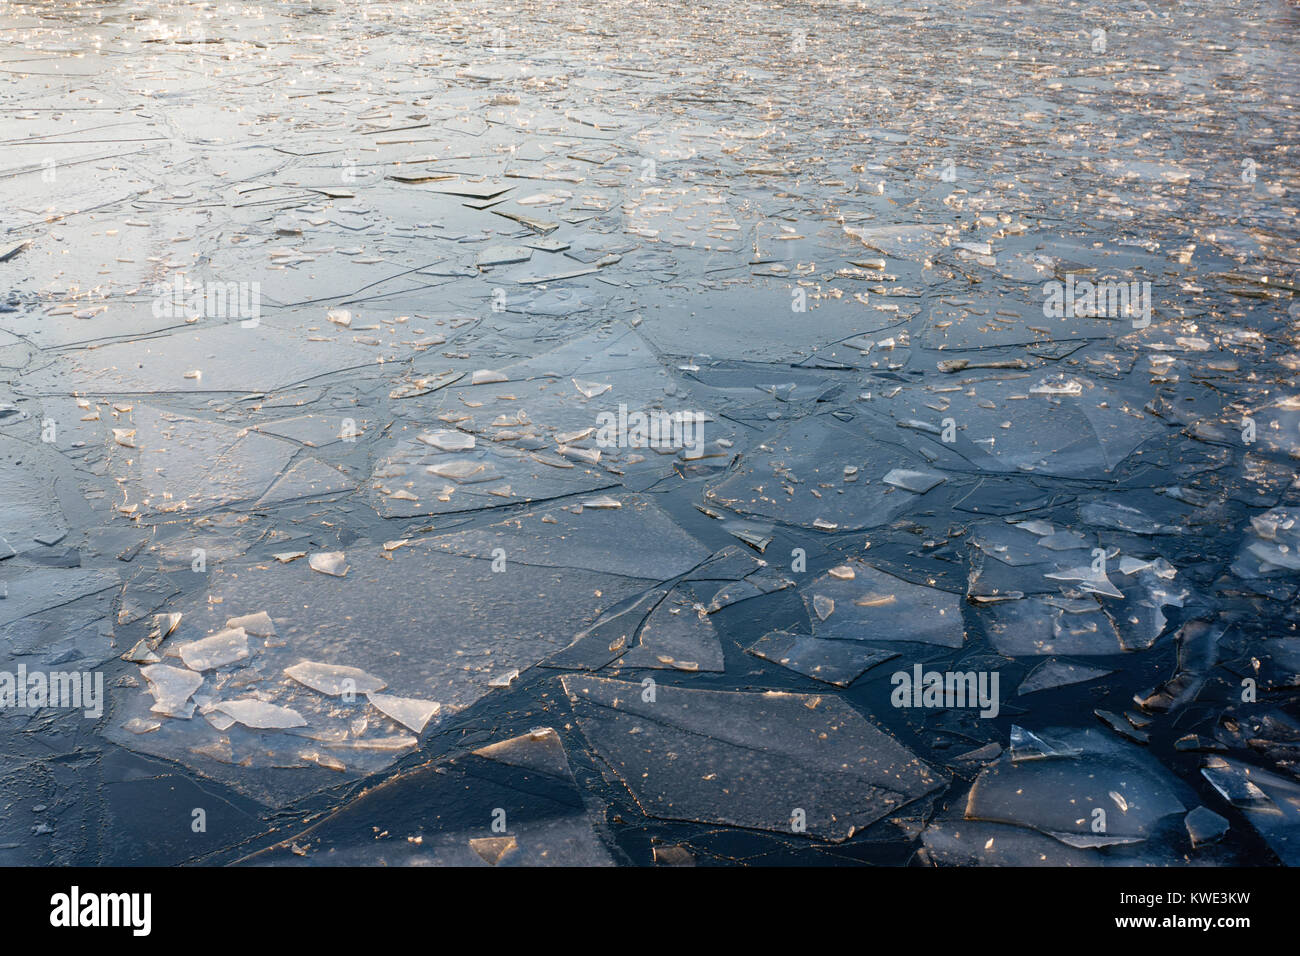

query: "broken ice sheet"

left=981, top=595, right=1123, bottom=657
left=966, top=727, right=1186, bottom=848
left=562, top=676, right=946, bottom=841
left=1185, top=806, right=1230, bottom=849
left=1017, top=659, right=1114, bottom=696
left=105, top=534, right=659, bottom=804
left=140, top=664, right=204, bottom=720
left=366, top=693, right=440, bottom=734
left=226, top=612, right=275, bottom=638
left=704, top=415, right=933, bottom=532
left=1080, top=500, right=1181, bottom=536
left=10, top=0, right=1300, bottom=869
left=22, top=324, right=404, bottom=396
left=428, top=494, right=709, bottom=580
left=103, top=405, right=355, bottom=516
left=1200, top=757, right=1300, bottom=864
left=802, top=559, right=965, bottom=648
left=873, top=374, right=1162, bottom=478
left=921, top=811, right=1104, bottom=867
left=370, top=327, right=723, bottom=517
left=881, top=468, right=946, bottom=494
left=1232, top=507, right=1300, bottom=590
left=0, top=568, right=119, bottom=630
left=285, top=661, right=387, bottom=696
left=614, top=588, right=724, bottom=673
left=212, top=699, right=308, bottom=730
left=747, top=631, right=899, bottom=687
left=243, top=728, right=612, bottom=866
left=178, top=627, right=250, bottom=672
left=418, top=429, right=476, bottom=452
left=307, top=552, right=349, bottom=577
left=544, top=588, right=667, bottom=671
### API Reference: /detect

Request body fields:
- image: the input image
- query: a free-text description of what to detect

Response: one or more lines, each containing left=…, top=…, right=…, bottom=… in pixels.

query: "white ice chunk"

left=285, top=661, right=387, bottom=696
left=213, top=699, right=307, bottom=729
left=367, top=693, right=441, bottom=733
left=179, top=627, right=250, bottom=671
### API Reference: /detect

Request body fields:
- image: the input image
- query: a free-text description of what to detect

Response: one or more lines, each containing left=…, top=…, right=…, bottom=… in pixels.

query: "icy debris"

left=882, top=469, right=946, bottom=494
left=150, top=613, right=183, bottom=644
left=572, top=379, right=611, bottom=399
left=178, top=627, right=250, bottom=672
left=245, top=728, right=613, bottom=865
left=747, top=630, right=898, bottom=687
left=285, top=661, right=387, bottom=696
left=1044, top=565, right=1123, bottom=600
left=1094, top=708, right=1150, bottom=744
left=1185, top=807, right=1229, bottom=848
left=141, top=664, right=204, bottom=719
left=470, top=836, right=518, bottom=865
left=1017, top=660, right=1113, bottom=696
left=804, top=560, right=964, bottom=647
left=1081, top=501, right=1180, bottom=536
left=226, top=612, right=275, bottom=638
left=367, top=693, right=440, bottom=734
left=418, top=430, right=476, bottom=452
left=1201, top=757, right=1300, bottom=863
left=1232, top=508, right=1300, bottom=580
left=616, top=587, right=724, bottom=672
left=562, top=675, right=945, bottom=841
left=307, top=552, right=349, bottom=577
left=1008, top=725, right=1083, bottom=762
left=122, top=642, right=160, bottom=664
left=1201, top=756, right=1269, bottom=807
left=980, top=590, right=1125, bottom=656
left=968, top=727, right=1186, bottom=847
left=213, top=699, right=308, bottom=730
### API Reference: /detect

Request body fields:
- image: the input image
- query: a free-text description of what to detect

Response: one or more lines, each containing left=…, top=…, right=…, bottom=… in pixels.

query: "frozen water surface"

left=562, top=675, right=946, bottom=841
left=0, top=0, right=1297, bottom=866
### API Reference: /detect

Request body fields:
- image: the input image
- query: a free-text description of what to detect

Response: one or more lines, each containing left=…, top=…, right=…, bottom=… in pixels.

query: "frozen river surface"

left=0, top=0, right=1298, bottom=865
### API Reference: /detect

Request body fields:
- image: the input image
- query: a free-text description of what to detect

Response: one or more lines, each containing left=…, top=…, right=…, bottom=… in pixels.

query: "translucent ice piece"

left=1017, top=659, right=1113, bottom=695
left=178, top=627, right=250, bottom=672
left=244, top=728, right=612, bottom=865
left=747, top=630, right=898, bottom=687
left=285, top=661, right=387, bottom=696
left=213, top=699, right=307, bottom=730
left=803, top=560, right=964, bottom=647
left=226, top=612, right=275, bottom=638
left=618, top=589, right=724, bottom=672
left=141, top=664, right=203, bottom=719
left=307, top=552, right=349, bottom=577
left=1185, top=806, right=1229, bottom=848
left=881, top=468, right=946, bottom=494
left=562, top=675, right=945, bottom=841
left=367, top=693, right=440, bottom=734
left=968, top=727, right=1185, bottom=846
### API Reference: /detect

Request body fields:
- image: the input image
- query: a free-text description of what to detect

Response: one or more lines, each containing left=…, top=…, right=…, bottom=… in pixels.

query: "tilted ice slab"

left=965, top=727, right=1187, bottom=848
left=704, top=415, right=935, bottom=532
left=802, top=559, right=965, bottom=648
left=562, top=675, right=946, bottom=841
left=105, top=533, right=667, bottom=806
left=241, top=727, right=613, bottom=866
left=105, top=405, right=354, bottom=516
